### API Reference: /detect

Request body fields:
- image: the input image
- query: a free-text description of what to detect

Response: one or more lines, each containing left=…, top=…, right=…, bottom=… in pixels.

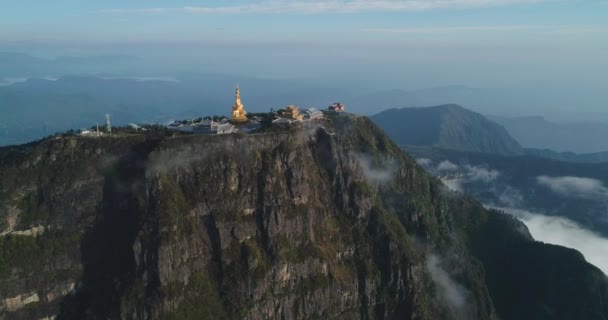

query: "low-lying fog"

left=418, top=158, right=608, bottom=276
left=494, top=207, right=608, bottom=275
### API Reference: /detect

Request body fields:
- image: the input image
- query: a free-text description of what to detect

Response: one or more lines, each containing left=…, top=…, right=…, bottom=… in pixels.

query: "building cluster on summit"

left=166, top=85, right=345, bottom=135
left=77, top=85, right=345, bottom=137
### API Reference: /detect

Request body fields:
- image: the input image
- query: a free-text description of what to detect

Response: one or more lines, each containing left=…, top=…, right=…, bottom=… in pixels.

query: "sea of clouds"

left=417, top=157, right=608, bottom=275
left=496, top=207, right=608, bottom=275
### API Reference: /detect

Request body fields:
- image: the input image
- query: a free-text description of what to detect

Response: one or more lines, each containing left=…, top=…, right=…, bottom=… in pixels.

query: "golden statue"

left=231, top=85, right=248, bottom=123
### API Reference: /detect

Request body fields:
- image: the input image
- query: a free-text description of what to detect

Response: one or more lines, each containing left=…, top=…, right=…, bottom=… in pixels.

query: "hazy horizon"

left=2, top=0, right=608, bottom=148
left=2, top=1, right=608, bottom=119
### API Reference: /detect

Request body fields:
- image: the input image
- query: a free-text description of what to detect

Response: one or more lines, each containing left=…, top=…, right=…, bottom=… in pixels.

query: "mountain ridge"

left=489, top=115, right=608, bottom=154
left=371, top=105, right=524, bottom=155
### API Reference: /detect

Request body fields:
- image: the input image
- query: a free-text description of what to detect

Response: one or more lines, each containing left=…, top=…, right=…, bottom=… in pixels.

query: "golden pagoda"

left=281, top=105, right=304, bottom=121
left=231, top=85, right=248, bottom=123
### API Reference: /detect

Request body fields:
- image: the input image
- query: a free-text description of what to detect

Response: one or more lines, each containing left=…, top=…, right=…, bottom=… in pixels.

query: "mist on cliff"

left=427, top=254, right=472, bottom=319
left=357, top=154, right=396, bottom=184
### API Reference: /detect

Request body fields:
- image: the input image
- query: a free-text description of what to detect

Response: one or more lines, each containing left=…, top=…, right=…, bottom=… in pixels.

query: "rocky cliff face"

left=0, top=115, right=605, bottom=320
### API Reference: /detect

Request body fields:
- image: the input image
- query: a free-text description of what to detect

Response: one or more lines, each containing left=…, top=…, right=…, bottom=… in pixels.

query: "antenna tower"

left=105, top=114, right=112, bottom=133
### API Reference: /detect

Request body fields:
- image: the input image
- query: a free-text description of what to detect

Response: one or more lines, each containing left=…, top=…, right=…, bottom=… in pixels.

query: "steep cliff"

left=0, top=115, right=606, bottom=320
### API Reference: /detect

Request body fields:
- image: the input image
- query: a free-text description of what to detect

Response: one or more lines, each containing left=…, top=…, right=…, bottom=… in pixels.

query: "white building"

left=272, top=117, right=295, bottom=125
left=216, top=123, right=237, bottom=134
left=167, top=123, right=194, bottom=133
left=241, top=121, right=262, bottom=133
left=304, top=108, right=323, bottom=120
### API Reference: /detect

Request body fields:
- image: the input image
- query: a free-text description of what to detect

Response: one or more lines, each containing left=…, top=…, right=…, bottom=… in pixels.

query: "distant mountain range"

left=0, top=52, right=139, bottom=78
left=371, top=105, right=608, bottom=162
left=0, top=76, right=223, bottom=146
left=523, top=148, right=608, bottom=163
left=371, top=104, right=524, bottom=155
left=0, top=74, right=357, bottom=146
left=346, top=85, right=607, bottom=123
left=370, top=105, right=608, bottom=238
left=489, top=115, right=608, bottom=154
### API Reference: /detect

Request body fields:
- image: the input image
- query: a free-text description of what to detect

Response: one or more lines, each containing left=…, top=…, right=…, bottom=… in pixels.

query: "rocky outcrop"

left=1, top=292, right=40, bottom=312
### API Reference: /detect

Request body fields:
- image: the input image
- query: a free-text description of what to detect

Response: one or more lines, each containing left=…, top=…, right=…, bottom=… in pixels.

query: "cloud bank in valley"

left=498, top=207, right=608, bottom=275
left=536, top=175, right=608, bottom=198
left=420, top=158, right=608, bottom=275
left=417, top=159, right=500, bottom=193
left=465, top=165, right=500, bottom=183
left=437, top=160, right=459, bottom=172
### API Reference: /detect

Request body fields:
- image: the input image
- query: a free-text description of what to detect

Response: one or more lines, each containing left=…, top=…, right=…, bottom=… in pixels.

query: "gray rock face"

left=0, top=118, right=497, bottom=320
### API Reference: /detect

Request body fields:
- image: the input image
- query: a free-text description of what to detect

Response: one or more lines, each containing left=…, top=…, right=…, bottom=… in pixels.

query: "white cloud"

left=464, top=165, right=500, bottom=183
left=103, top=0, right=550, bottom=15
left=416, top=157, right=433, bottom=167
left=434, top=162, right=499, bottom=182
left=100, top=76, right=180, bottom=83
left=364, top=25, right=549, bottom=33
left=441, top=178, right=463, bottom=192
left=427, top=254, right=470, bottom=311
left=497, top=207, right=608, bottom=275
left=102, top=7, right=170, bottom=15
left=536, top=175, right=608, bottom=198
left=357, top=154, right=395, bottom=184
left=437, top=160, right=459, bottom=172
left=497, top=185, right=523, bottom=207
left=363, top=25, right=608, bottom=35
left=0, top=77, right=28, bottom=86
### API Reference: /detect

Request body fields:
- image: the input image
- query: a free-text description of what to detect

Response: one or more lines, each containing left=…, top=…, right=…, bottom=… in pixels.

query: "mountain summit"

left=371, top=105, right=524, bottom=155
left=0, top=115, right=606, bottom=319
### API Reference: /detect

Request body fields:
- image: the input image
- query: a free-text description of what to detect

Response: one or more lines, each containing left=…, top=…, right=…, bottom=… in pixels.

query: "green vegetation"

left=120, top=280, right=146, bottom=314
left=297, top=273, right=330, bottom=294
left=17, top=191, right=50, bottom=225
left=279, top=238, right=323, bottom=263
left=155, top=175, right=193, bottom=235
left=0, top=231, right=81, bottom=281
left=242, top=239, right=271, bottom=276
left=168, top=272, right=228, bottom=320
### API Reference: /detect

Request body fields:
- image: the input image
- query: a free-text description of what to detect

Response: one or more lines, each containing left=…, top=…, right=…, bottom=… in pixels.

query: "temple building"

left=280, top=105, right=304, bottom=121
left=328, top=102, right=346, bottom=112
left=232, top=85, right=248, bottom=123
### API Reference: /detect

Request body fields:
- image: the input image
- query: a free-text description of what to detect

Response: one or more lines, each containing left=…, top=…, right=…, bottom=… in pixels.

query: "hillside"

left=0, top=116, right=606, bottom=319
left=371, top=105, right=524, bottom=155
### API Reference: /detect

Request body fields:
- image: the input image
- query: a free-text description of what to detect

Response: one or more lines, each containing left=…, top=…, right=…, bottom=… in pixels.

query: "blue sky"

left=2, top=0, right=607, bottom=45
